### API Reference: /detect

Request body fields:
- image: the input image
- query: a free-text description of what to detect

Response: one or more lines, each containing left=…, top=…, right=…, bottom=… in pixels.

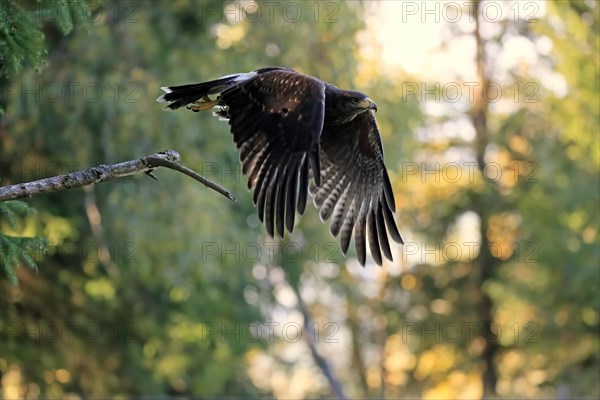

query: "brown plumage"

left=157, top=67, right=403, bottom=265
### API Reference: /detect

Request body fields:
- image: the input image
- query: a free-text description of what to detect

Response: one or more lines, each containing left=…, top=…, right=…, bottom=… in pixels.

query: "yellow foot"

left=189, top=95, right=218, bottom=112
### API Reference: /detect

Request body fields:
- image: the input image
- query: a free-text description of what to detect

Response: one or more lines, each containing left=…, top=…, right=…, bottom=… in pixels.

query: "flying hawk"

left=157, top=67, right=403, bottom=265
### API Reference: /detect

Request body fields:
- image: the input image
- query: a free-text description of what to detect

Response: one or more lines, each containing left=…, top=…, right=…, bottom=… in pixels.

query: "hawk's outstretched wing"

left=220, top=70, right=326, bottom=237
left=311, top=111, right=403, bottom=265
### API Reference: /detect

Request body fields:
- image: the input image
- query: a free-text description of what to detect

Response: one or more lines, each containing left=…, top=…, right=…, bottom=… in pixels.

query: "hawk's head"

left=325, top=88, right=377, bottom=125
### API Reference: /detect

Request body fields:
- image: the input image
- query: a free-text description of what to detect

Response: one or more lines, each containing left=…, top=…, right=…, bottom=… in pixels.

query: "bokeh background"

left=1, top=0, right=598, bottom=398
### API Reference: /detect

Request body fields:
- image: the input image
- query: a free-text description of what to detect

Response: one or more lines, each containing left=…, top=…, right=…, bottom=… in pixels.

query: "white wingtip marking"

left=160, top=86, right=172, bottom=93
left=233, top=71, right=257, bottom=83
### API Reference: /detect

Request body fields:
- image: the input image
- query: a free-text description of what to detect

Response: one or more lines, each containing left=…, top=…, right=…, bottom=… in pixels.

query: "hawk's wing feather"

left=311, top=111, right=403, bottom=265
left=368, top=207, right=382, bottom=266
left=220, top=70, right=326, bottom=237
left=297, top=154, right=310, bottom=215
left=374, top=201, right=393, bottom=260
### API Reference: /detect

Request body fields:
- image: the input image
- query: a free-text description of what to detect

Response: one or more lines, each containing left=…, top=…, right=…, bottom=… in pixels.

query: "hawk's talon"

left=190, top=101, right=218, bottom=111
left=189, top=95, right=219, bottom=112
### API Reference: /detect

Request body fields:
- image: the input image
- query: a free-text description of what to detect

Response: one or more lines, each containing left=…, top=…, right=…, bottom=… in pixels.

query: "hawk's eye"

left=352, top=97, right=360, bottom=103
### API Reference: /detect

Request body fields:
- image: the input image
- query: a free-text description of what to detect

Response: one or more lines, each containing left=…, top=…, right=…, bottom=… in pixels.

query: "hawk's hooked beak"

left=361, top=97, right=378, bottom=112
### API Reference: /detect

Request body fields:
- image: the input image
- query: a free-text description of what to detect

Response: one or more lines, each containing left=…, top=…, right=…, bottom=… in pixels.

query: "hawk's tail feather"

left=156, top=74, right=244, bottom=110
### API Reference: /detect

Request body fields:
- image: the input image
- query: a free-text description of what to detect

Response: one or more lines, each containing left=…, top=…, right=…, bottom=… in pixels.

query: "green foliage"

left=0, top=0, right=91, bottom=112
left=0, top=1, right=45, bottom=77
left=387, top=1, right=599, bottom=397
left=0, top=201, right=48, bottom=284
left=0, top=0, right=91, bottom=282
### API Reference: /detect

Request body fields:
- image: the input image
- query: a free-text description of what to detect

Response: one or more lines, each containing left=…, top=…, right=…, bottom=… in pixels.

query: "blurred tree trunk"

left=470, top=1, right=500, bottom=396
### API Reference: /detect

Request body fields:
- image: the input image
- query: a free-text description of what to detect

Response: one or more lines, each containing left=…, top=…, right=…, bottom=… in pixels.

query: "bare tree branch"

left=286, top=277, right=347, bottom=400
left=0, top=150, right=237, bottom=202
left=298, top=296, right=347, bottom=400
